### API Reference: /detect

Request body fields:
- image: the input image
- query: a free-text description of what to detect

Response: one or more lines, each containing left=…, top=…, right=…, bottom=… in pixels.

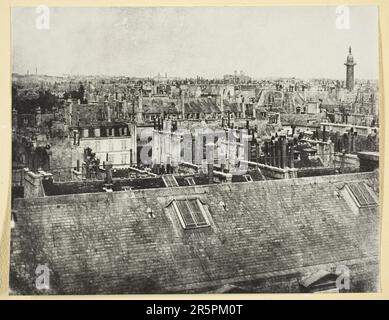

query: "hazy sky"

left=11, top=6, right=379, bottom=80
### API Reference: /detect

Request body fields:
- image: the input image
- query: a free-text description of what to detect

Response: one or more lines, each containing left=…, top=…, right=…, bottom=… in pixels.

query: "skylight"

left=172, top=199, right=209, bottom=229
left=346, top=182, right=378, bottom=208
left=185, top=177, right=196, bottom=186
left=162, top=174, right=179, bottom=187
left=243, top=174, right=253, bottom=182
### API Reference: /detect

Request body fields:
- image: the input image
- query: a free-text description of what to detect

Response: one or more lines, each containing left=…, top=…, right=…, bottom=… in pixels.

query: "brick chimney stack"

left=36, top=106, right=42, bottom=127
left=220, top=89, right=224, bottom=115
left=181, top=89, right=186, bottom=120
left=105, top=161, right=113, bottom=185
left=137, top=89, right=143, bottom=123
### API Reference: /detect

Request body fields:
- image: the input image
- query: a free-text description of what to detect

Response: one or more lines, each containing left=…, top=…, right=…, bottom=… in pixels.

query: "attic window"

left=11, top=211, right=17, bottom=229
left=345, top=182, right=378, bottom=208
left=162, top=174, right=179, bottom=187
left=185, top=177, right=196, bottom=186
left=173, top=199, right=210, bottom=229
left=243, top=174, right=253, bottom=182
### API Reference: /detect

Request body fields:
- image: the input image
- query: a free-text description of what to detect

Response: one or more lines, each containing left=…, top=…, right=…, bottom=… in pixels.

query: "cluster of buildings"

left=10, top=47, right=380, bottom=294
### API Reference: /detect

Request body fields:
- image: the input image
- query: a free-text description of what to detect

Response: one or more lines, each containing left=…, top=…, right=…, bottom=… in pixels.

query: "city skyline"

left=12, top=6, right=379, bottom=80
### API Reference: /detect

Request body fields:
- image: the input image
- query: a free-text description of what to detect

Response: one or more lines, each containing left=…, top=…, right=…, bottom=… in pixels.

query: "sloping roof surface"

left=11, top=172, right=379, bottom=294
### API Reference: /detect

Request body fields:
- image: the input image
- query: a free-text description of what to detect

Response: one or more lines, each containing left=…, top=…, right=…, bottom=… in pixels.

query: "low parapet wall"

left=240, top=160, right=298, bottom=179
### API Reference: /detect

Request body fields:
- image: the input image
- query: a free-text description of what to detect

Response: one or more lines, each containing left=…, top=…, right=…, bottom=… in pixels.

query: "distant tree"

left=78, top=84, right=85, bottom=103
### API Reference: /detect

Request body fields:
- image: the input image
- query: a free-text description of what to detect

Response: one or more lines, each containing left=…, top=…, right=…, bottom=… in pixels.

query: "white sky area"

left=11, top=6, right=379, bottom=80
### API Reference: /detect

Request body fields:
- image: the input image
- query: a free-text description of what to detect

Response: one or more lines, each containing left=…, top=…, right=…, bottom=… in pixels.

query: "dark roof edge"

left=14, top=171, right=378, bottom=207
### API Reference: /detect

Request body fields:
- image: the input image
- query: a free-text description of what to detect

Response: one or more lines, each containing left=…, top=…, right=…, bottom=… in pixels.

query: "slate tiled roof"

left=183, top=97, right=220, bottom=114
left=42, top=177, right=167, bottom=195
left=222, top=100, right=240, bottom=113
left=69, top=103, right=105, bottom=125
left=142, top=99, right=179, bottom=114
left=10, top=172, right=379, bottom=294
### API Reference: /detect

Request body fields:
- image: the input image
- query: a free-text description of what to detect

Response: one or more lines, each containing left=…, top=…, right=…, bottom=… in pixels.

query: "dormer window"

left=172, top=199, right=210, bottom=229
left=243, top=174, right=253, bottom=182
left=185, top=177, right=196, bottom=186
left=162, top=174, right=179, bottom=187
left=340, top=181, right=378, bottom=215
left=345, top=182, right=378, bottom=208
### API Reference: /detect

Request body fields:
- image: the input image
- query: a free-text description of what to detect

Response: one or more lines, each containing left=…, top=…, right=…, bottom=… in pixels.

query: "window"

left=121, top=140, right=127, bottom=150
left=108, top=154, right=115, bottom=163
left=243, top=174, right=253, bottom=182
left=121, top=153, right=127, bottom=164
left=185, top=177, right=196, bottom=186
left=346, top=182, right=378, bottom=208
left=173, top=199, right=209, bottom=229
left=162, top=174, right=179, bottom=187
left=108, top=140, right=114, bottom=151
left=95, top=141, right=100, bottom=152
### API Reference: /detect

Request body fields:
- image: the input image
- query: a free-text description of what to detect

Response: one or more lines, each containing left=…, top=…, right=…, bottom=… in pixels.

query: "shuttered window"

left=173, top=199, right=209, bottom=229
left=162, top=174, right=179, bottom=187
left=185, top=177, right=196, bottom=186
left=346, top=182, right=378, bottom=207
left=243, top=174, right=253, bottom=182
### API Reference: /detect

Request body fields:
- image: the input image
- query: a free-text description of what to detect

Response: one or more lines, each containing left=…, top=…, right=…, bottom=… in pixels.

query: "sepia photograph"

left=9, top=6, right=380, bottom=295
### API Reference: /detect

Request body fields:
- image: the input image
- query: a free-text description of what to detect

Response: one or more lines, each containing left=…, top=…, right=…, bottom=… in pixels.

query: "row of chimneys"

left=152, top=117, right=178, bottom=132
left=262, top=135, right=295, bottom=169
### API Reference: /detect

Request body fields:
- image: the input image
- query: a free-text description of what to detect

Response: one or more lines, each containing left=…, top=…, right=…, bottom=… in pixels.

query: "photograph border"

left=0, top=0, right=387, bottom=300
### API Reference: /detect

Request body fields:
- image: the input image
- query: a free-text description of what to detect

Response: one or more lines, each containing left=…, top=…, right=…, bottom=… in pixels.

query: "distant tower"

left=344, top=46, right=357, bottom=91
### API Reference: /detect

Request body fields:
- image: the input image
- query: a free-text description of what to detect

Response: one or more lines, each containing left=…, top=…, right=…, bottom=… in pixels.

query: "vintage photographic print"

left=9, top=6, right=380, bottom=295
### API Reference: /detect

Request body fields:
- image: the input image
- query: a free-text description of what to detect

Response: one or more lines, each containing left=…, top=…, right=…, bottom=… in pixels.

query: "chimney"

left=23, top=169, right=49, bottom=198
left=105, top=161, right=113, bottom=184
left=36, top=107, right=42, bottom=127
left=271, top=139, right=276, bottom=167
left=106, top=103, right=111, bottom=122
left=264, top=141, right=269, bottom=165
left=181, top=90, right=185, bottom=119
left=137, top=91, right=143, bottom=123
left=68, top=100, right=73, bottom=126
left=288, top=139, right=295, bottom=168
left=281, top=136, right=287, bottom=168
left=274, top=138, right=281, bottom=168
left=340, top=149, right=346, bottom=173
left=220, top=90, right=224, bottom=114
left=73, top=130, right=77, bottom=145
left=207, top=163, right=214, bottom=184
